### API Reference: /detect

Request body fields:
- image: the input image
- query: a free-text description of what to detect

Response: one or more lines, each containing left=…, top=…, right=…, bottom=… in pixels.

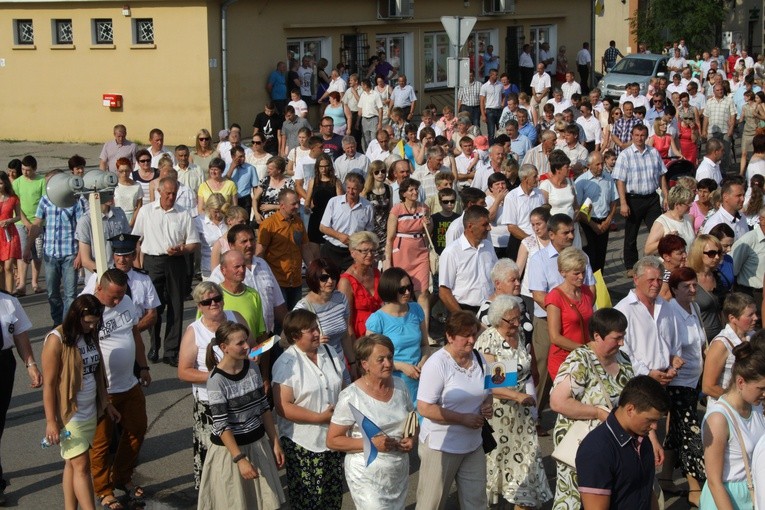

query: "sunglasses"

left=138, top=159, right=151, bottom=163
left=198, top=137, right=210, bottom=141
left=373, top=169, right=386, bottom=176
left=354, top=248, right=375, bottom=255
left=199, top=295, right=223, bottom=306
left=318, top=273, right=335, bottom=282
left=252, top=141, right=263, bottom=145
left=397, top=285, right=414, bottom=295
left=703, top=250, right=723, bottom=257
left=613, top=112, right=622, bottom=116
left=440, top=199, right=456, bottom=204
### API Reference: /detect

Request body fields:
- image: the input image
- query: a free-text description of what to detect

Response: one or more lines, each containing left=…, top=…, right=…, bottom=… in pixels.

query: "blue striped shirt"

left=35, top=195, right=86, bottom=258
left=612, top=144, right=667, bottom=195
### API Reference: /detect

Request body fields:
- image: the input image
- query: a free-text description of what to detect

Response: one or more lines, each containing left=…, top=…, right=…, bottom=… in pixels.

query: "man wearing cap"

left=83, top=234, right=161, bottom=339
left=132, top=177, right=200, bottom=366
left=75, top=197, right=131, bottom=280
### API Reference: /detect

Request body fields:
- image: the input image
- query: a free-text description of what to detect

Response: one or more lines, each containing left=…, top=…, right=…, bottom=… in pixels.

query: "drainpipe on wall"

left=221, top=0, right=239, bottom=129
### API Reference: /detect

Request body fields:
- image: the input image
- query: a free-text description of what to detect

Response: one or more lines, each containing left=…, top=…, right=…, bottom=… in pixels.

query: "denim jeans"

left=485, top=108, right=502, bottom=144
left=44, top=253, right=77, bottom=325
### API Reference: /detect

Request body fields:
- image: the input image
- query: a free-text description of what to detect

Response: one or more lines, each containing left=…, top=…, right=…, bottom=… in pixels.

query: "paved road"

left=0, top=141, right=691, bottom=509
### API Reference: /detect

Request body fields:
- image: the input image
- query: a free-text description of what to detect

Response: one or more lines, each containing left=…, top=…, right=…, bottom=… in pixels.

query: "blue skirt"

left=699, top=480, right=752, bottom=510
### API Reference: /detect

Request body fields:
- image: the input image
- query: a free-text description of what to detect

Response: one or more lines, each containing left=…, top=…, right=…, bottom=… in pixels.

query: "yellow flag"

left=394, top=139, right=406, bottom=157
left=595, top=0, right=604, bottom=16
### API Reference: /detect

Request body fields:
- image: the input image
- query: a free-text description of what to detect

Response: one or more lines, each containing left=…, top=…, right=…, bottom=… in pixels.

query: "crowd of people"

left=3, top=37, right=765, bottom=510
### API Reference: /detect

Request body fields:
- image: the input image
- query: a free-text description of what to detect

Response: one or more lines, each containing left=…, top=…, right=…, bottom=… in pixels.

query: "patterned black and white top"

left=207, top=360, right=270, bottom=446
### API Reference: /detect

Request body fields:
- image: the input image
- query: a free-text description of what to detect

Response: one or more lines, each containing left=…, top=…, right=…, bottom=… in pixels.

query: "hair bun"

left=733, top=341, right=754, bottom=360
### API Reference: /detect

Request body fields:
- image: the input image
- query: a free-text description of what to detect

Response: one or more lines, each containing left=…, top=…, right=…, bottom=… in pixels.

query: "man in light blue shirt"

left=575, top=151, right=618, bottom=273
left=226, top=146, right=258, bottom=220
left=504, top=120, right=533, bottom=162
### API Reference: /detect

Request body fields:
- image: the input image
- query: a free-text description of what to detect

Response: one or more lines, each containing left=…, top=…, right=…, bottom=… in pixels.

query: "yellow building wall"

left=225, top=0, right=589, bottom=129
left=0, top=1, right=215, bottom=145
left=594, top=0, right=637, bottom=71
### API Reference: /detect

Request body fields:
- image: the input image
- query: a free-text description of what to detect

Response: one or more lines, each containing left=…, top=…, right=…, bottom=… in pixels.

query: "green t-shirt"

left=12, top=175, right=46, bottom=225
left=221, top=286, right=267, bottom=338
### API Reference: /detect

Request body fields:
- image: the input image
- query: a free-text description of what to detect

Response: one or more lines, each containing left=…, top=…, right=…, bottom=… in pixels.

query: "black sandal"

left=116, top=483, right=145, bottom=504
left=99, top=495, right=124, bottom=510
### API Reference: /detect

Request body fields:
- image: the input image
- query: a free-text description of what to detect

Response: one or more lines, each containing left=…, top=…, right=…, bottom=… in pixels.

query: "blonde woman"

left=191, top=129, right=220, bottom=180
left=644, top=186, right=696, bottom=255
left=361, top=160, right=392, bottom=262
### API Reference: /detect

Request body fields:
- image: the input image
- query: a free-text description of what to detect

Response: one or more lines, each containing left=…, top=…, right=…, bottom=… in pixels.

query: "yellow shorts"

left=60, top=416, right=97, bottom=460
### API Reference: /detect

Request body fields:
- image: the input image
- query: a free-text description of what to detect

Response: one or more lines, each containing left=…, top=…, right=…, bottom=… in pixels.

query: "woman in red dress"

left=0, top=172, right=22, bottom=293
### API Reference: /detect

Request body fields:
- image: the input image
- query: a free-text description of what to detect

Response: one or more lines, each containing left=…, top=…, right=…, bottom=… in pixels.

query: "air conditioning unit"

left=378, top=0, right=414, bottom=19
left=483, top=0, right=515, bottom=15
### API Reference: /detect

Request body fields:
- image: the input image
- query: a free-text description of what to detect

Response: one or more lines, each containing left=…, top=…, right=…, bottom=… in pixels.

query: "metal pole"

left=474, top=32, right=480, bottom=81
left=89, top=192, right=108, bottom=284
left=454, top=18, right=461, bottom=117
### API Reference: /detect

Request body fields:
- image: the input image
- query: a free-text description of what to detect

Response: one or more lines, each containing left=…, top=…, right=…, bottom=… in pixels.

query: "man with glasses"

left=646, top=93, right=667, bottom=124
left=99, top=124, right=136, bottom=172
left=731, top=206, right=765, bottom=327
left=319, top=173, right=374, bottom=271
left=319, top=116, right=344, bottom=159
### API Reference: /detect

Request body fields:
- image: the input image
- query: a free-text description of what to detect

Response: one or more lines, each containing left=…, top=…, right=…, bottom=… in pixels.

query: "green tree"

left=630, top=0, right=726, bottom=53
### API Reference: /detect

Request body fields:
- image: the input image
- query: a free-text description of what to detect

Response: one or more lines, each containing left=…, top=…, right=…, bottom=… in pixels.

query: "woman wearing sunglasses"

left=687, top=234, right=728, bottom=344
left=294, top=259, right=354, bottom=363
left=361, top=160, right=392, bottom=262
left=177, top=281, right=251, bottom=489
left=191, top=129, right=220, bottom=180
left=131, top=149, right=158, bottom=205
left=365, top=267, right=429, bottom=409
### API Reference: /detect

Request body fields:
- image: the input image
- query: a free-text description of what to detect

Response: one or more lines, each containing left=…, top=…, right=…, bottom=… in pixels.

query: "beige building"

left=594, top=0, right=639, bottom=72
left=0, top=0, right=590, bottom=145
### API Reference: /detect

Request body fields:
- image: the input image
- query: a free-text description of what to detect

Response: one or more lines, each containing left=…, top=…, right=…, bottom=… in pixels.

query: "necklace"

left=364, top=376, right=392, bottom=399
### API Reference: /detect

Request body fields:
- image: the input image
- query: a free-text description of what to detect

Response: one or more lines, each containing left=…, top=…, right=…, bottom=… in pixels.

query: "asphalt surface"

left=0, top=141, right=692, bottom=509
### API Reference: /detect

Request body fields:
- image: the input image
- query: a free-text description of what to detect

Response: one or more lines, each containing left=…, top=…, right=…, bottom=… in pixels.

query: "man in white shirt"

left=546, top=88, right=572, bottom=115
left=132, top=178, right=200, bottom=365
left=741, top=49, right=755, bottom=70
left=575, top=42, right=592, bottom=93
left=438, top=206, right=497, bottom=313
left=318, top=68, right=347, bottom=103
left=319, top=173, right=374, bottom=270
left=666, top=74, right=687, bottom=97
left=472, top=144, right=505, bottom=191
left=365, top=129, right=392, bottom=162
left=561, top=72, right=582, bottom=101
left=455, top=136, right=480, bottom=188
left=500, top=164, right=544, bottom=259
left=146, top=128, right=174, bottom=168
left=615, top=257, right=684, bottom=384
left=530, top=63, right=551, bottom=119
left=334, top=136, right=369, bottom=184
left=702, top=178, right=748, bottom=240
left=173, top=145, right=204, bottom=195
left=297, top=56, right=314, bottom=103
left=576, top=102, right=602, bottom=152
left=539, top=42, right=555, bottom=74
left=667, top=48, right=687, bottom=79
left=687, top=82, right=706, bottom=113
left=480, top=69, right=504, bottom=143
left=89, top=268, right=151, bottom=506
left=519, top=44, right=535, bottom=95
left=357, top=79, right=383, bottom=150
left=389, top=75, right=417, bottom=121
left=619, top=83, right=648, bottom=109
left=695, top=138, right=724, bottom=185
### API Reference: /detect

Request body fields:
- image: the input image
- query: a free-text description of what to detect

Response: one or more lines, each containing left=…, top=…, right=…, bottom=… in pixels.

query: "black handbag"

left=473, top=349, right=497, bottom=454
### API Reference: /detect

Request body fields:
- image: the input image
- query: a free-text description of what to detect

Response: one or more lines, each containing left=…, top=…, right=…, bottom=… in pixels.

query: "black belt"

left=590, top=217, right=608, bottom=222
left=145, top=254, right=184, bottom=258
left=458, top=303, right=480, bottom=313
left=626, top=192, right=656, bottom=198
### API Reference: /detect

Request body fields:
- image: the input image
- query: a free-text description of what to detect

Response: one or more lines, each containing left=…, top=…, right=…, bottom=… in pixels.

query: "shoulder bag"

left=718, top=398, right=756, bottom=506
left=551, top=352, right=613, bottom=468
left=422, top=223, right=439, bottom=275
left=472, top=349, right=497, bottom=454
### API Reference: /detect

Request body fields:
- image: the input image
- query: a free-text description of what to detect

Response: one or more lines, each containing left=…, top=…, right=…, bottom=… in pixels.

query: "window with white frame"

left=424, top=29, right=498, bottom=89
left=53, top=19, right=73, bottom=45
left=287, top=38, right=328, bottom=66
left=133, top=18, right=154, bottom=44
left=93, top=19, right=113, bottom=45
left=14, top=19, right=34, bottom=45
left=375, top=34, right=407, bottom=81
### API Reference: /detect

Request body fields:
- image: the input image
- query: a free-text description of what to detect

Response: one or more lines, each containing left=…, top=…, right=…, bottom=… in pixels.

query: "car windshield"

left=610, top=58, right=655, bottom=76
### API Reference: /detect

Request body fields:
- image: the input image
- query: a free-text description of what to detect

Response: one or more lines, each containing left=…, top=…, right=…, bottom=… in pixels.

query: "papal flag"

left=595, top=0, right=605, bottom=16
left=349, top=403, right=384, bottom=467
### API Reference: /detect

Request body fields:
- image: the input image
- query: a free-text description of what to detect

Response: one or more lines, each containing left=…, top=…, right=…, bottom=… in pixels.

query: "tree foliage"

left=630, top=0, right=727, bottom=53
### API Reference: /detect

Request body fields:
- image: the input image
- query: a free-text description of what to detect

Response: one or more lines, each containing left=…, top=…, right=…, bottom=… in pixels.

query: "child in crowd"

left=603, top=149, right=617, bottom=174
left=197, top=321, right=286, bottom=510
left=430, top=188, right=459, bottom=255
left=426, top=173, right=462, bottom=216
left=287, top=89, right=308, bottom=119
left=436, top=106, right=458, bottom=140
left=417, top=108, right=443, bottom=138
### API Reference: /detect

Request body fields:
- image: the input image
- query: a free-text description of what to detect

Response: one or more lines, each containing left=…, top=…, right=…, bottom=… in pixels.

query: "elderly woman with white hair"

left=476, top=295, right=551, bottom=508
left=477, top=258, right=522, bottom=326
